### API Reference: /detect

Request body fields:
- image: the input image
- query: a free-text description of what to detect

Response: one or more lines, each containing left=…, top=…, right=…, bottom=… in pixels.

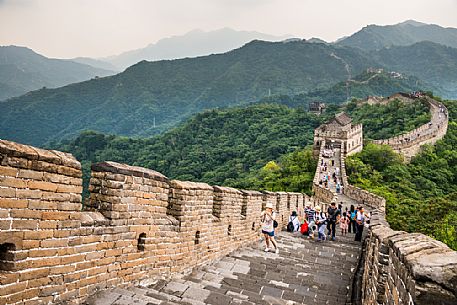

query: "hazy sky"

left=1, top=0, right=457, bottom=59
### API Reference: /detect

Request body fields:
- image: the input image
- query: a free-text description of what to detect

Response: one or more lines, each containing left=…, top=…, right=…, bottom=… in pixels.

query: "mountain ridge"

left=0, top=45, right=116, bottom=100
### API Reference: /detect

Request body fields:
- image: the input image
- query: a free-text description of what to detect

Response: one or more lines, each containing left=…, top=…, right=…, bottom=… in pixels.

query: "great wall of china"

left=0, top=94, right=455, bottom=304
left=311, top=95, right=455, bottom=305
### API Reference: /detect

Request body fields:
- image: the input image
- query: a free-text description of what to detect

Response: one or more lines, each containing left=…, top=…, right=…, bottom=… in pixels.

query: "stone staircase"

left=86, top=231, right=363, bottom=305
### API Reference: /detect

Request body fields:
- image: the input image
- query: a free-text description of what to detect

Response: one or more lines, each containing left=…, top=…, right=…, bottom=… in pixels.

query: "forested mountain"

left=103, top=28, right=290, bottom=70
left=52, top=98, right=430, bottom=196
left=0, top=46, right=115, bottom=100
left=0, top=40, right=374, bottom=146
left=261, top=70, right=431, bottom=107
left=346, top=98, right=457, bottom=250
left=338, top=20, right=457, bottom=50
left=2, top=38, right=456, bottom=147
left=372, top=41, right=457, bottom=98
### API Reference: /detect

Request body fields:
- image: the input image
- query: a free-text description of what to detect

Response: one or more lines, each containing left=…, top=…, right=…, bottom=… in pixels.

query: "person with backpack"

left=287, top=211, right=300, bottom=232
left=348, top=205, right=357, bottom=234
left=260, top=202, right=279, bottom=253
left=327, top=201, right=341, bottom=241
left=305, top=205, right=316, bottom=239
left=314, top=206, right=327, bottom=241
left=354, top=206, right=365, bottom=242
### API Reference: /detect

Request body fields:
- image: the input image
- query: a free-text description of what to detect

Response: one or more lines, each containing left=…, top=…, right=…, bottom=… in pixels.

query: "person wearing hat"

left=314, top=206, right=327, bottom=241
left=260, top=202, right=279, bottom=253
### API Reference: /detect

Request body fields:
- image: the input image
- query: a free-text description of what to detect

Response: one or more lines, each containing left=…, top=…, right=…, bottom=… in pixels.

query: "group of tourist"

left=318, top=159, right=343, bottom=193
left=260, top=201, right=369, bottom=253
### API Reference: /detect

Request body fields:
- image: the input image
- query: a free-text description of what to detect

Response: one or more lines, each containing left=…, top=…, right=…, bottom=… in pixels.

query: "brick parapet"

left=372, top=97, right=449, bottom=161
left=0, top=140, right=309, bottom=304
left=339, top=143, right=456, bottom=304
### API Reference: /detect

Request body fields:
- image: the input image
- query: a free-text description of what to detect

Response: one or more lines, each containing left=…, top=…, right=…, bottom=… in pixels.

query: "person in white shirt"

left=260, top=202, right=279, bottom=253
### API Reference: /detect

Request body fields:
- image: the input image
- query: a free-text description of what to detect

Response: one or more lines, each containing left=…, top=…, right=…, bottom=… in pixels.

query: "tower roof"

left=334, top=112, right=352, bottom=126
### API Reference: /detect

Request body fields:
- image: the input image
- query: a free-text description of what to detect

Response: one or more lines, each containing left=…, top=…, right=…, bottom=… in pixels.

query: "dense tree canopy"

left=346, top=99, right=457, bottom=249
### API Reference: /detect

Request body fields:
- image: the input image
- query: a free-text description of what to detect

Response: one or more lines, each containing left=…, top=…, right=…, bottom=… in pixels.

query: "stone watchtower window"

left=195, top=231, right=200, bottom=245
left=137, top=233, right=146, bottom=251
left=0, top=243, right=16, bottom=271
left=227, top=225, right=232, bottom=236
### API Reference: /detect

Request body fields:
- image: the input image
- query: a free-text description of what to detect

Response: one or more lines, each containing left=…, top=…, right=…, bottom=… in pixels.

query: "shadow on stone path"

left=86, top=231, right=363, bottom=305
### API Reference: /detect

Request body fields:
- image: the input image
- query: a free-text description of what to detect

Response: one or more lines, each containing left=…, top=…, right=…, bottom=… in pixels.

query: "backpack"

left=287, top=218, right=295, bottom=232
left=273, top=220, right=278, bottom=228
left=300, top=222, right=309, bottom=235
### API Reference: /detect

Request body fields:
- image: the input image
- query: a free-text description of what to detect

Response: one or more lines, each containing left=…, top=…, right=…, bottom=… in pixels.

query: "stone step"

left=87, top=231, right=363, bottom=305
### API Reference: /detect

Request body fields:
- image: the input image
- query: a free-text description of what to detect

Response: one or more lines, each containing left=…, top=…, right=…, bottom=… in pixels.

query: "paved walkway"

left=86, top=231, right=363, bottom=305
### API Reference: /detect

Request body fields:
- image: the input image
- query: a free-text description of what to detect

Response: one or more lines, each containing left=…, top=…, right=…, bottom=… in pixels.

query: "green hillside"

left=372, top=41, right=457, bottom=98
left=0, top=40, right=375, bottom=147
left=338, top=20, right=457, bottom=51
left=2, top=40, right=456, bottom=147
left=53, top=99, right=430, bottom=196
left=346, top=98, right=457, bottom=250
left=0, top=46, right=114, bottom=100
left=261, top=70, right=431, bottom=107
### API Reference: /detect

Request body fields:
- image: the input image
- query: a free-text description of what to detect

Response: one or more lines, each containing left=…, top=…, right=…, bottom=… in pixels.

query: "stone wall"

left=339, top=149, right=456, bottom=304
left=0, top=140, right=308, bottom=305
left=372, top=97, right=449, bottom=161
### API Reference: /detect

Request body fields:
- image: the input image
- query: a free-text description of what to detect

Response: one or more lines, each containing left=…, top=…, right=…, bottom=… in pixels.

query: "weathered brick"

left=0, top=220, right=11, bottom=230
left=0, top=187, right=16, bottom=198
left=49, top=265, right=76, bottom=275
left=56, top=184, right=83, bottom=193
left=57, top=220, right=80, bottom=229
left=11, top=209, right=43, bottom=219
left=0, top=272, right=19, bottom=285
left=41, top=211, right=70, bottom=220
left=0, top=198, right=27, bottom=209
left=38, top=284, right=65, bottom=297
left=27, top=276, right=50, bottom=289
left=7, top=287, right=39, bottom=303
left=28, top=200, right=57, bottom=210
left=23, top=230, right=53, bottom=240
left=16, top=189, right=41, bottom=199
left=0, top=176, right=26, bottom=188
left=41, top=192, right=71, bottom=202
left=12, top=219, right=38, bottom=230
left=0, top=165, right=18, bottom=177
left=32, top=257, right=61, bottom=268
left=61, top=254, right=84, bottom=265
left=0, top=281, right=27, bottom=296
left=28, top=248, right=58, bottom=257
left=39, top=220, right=58, bottom=229
left=17, top=169, right=44, bottom=180
left=40, top=238, right=69, bottom=248
left=27, top=180, right=58, bottom=192
left=21, top=240, right=40, bottom=250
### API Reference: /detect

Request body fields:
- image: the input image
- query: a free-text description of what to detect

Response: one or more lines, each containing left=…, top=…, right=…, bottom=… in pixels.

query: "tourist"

left=354, top=206, right=365, bottom=242
left=348, top=205, right=356, bottom=233
left=315, top=206, right=327, bottom=241
left=327, top=200, right=341, bottom=241
left=340, top=212, right=349, bottom=236
left=287, top=211, right=301, bottom=232
left=305, top=205, right=316, bottom=239
left=260, top=202, right=279, bottom=253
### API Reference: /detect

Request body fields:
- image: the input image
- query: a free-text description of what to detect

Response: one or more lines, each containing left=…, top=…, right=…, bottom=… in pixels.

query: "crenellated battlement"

left=0, top=139, right=310, bottom=305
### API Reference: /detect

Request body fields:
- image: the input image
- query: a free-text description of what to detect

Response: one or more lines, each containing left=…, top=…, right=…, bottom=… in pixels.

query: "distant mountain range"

left=0, top=46, right=115, bottom=100
left=0, top=40, right=375, bottom=146
left=101, top=28, right=291, bottom=70
left=337, top=20, right=457, bottom=50
left=1, top=20, right=457, bottom=147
